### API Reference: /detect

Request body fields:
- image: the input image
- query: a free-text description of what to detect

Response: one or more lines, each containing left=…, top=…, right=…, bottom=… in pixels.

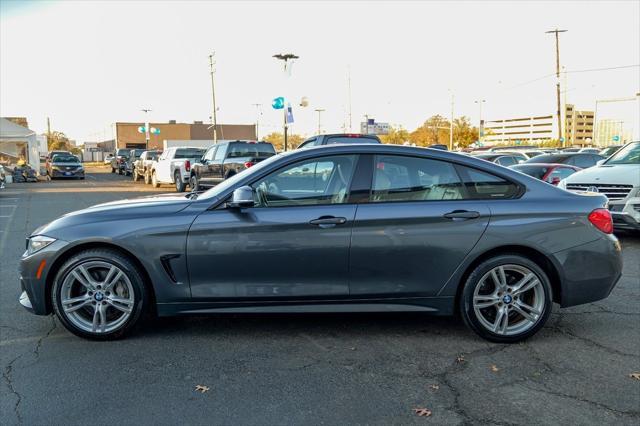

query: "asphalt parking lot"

left=1, top=167, right=639, bottom=425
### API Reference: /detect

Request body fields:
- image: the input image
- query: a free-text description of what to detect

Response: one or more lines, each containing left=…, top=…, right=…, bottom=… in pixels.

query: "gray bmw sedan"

left=19, top=145, right=622, bottom=342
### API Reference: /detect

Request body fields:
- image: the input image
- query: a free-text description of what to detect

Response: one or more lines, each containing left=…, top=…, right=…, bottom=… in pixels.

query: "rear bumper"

left=553, top=234, right=623, bottom=307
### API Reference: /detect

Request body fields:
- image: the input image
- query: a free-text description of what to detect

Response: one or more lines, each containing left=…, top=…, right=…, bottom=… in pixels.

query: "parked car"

left=559, top=147, right=581, bottom=153
left=150, top=147, right=205, bottom=192
left=103, top=153, right=114, bottom=165
left=579, top=147, right=601, bottom=154
left=298, top=133, right=381, bottom=149
left=493, top=149, right=545, bottom=159
left=124, top=149, right=147, bottom=176
left=510, top=163, right=581, bottom=185
left=190, top=141, right=276, bottom=190
left=599, top=145, right=623, bottom=158
left=133, top=150, right=161, bottom=183
left=523, top=152, right=604, bottom=169
left=472, top=152, right=527, bottom=166
left=0, top=164, right=6, bottom=189
left=559, top=141, right=640, bottom=232
left=19, top=144, right=622, bottom=342
left=46, top=153, right=84, bottom=180
left=110, top=148, right=131, bottom=175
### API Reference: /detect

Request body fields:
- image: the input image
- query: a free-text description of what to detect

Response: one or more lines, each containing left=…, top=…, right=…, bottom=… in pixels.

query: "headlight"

left=26, top=235, right=56, bottom=256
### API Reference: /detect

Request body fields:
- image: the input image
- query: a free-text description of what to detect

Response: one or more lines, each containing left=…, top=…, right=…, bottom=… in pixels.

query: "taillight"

left=588, top=208, right=613, bottom=234
left=184, top=160, right=191, bottom=171
left=244, top=161, right=255, bottom=168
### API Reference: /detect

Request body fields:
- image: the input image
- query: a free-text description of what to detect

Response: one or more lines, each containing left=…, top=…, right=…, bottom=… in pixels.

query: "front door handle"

left=309, top=216, right=347, bottom=228
left=443, top=210, right=480, bottom=220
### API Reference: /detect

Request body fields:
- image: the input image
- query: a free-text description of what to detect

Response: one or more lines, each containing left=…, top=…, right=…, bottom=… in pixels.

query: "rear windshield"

left=325, top=136, right=381, bottom=145
left=524, top=154, right=570, bottom=163
left=52, top=155, right=79, bottom=163
left=510, top=164, right=548, bottom=179
left=175, top=148, right=205, bottom=159
left=227, top=143, right=276, bottom=158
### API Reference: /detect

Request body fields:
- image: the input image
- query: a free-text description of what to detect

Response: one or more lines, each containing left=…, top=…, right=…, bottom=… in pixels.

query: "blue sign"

left=272, top=97, right=285, bottom=110
left=612, top=135, right=620, bottom=142
left=286, top=103, right=294, bottom=124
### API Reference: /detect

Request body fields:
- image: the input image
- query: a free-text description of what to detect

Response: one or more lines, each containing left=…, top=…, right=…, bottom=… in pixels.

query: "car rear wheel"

left=132, top=168, right=139, bottom=181
left=190, top=174, right=200, bottom=191
left=460, top=254, right=552, bottom=343
left=175, top=171, right=186, bottom=192
left=118, top=168, right=123, bottom=175
left=151, top=171, right=159, bottom=188
left=51, top=249, right=148, bottom=340
left=111, top=167, right=115, bottom=173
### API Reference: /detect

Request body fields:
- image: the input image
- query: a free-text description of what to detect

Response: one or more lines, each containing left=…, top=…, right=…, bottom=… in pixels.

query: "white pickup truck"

left=150, top=147, right=206, bottom=192
left=559, top=141, right=640, bottom=232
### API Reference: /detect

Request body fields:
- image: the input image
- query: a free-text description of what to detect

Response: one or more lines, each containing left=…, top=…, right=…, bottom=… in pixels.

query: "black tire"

left=459, top=254, right=553, bottom=344
left=190, top=174, right=200, bottom=192
left=133, top=168, right=139, bottom=181
left=118, top=168, right=123, bottom=175
left=111, top=167, right=115, bottom=174
left=175, top=171, right=186, bottom=192
left=51, top=248, right=149, bottom=340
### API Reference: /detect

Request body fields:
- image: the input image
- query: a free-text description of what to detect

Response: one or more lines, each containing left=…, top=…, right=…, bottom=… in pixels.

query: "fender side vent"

left=160, top=254, right=181, bottom=284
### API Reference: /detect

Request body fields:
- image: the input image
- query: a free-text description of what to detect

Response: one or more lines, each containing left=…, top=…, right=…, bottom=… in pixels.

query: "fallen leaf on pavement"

left=491, top=364, right=500, bottom=372
left=630, top=373, right=640, bottom=380
left=413, top=407, right=432, bottom=417
left=456, top=355, right=465, bottom=363
left=195, top=385, right=210, bottom=393
left=430, top=384, right=440, bottom=390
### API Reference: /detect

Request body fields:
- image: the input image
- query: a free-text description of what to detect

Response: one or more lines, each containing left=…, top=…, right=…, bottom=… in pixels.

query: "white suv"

left=559, top=141, right=640, bottom=232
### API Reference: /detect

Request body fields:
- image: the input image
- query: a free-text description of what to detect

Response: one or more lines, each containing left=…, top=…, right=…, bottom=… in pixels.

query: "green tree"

left=263, top=132, right=305, bottom=152
left=452, top=116, right=479, bottom=149
left=380, top=126, right=410, bottom=145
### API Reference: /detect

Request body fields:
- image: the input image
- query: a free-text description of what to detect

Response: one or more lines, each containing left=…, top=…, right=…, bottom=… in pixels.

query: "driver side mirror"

left=228, top=186, right=255, bottom=208
left=596, top=159, right=605, bottom=166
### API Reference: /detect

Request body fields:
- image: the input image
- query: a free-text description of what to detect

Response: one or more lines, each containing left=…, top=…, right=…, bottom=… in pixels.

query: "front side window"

left=203, top=147, right=216, bottom=161
left=371, top=155, right=464, bottom=202
left=457, top=166, right=519, bottom=199
left=251, top=155, right=357, bottom=207
left=213, top=145, right=227, bottom=161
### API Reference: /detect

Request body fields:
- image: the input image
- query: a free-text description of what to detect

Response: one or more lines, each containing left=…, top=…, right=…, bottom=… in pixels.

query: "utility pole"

left=546, top=29, right=567, bottom=146
left=347, top=67, right=352, bottom=132
left=209, top=52, right=218, bottom=144
left=315, top=109, right=325, bottom=135
left=273, top=53, right=299, bottom=151
left=252, top=103, right=262, bottom=140
left=141, top=108, right=152, bottom=150
left=449, top=92, right=455, bottom=150
left=475, top=99, right=486, bottom=143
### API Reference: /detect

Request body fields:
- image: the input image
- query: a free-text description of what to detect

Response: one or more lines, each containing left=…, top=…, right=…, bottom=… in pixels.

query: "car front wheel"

left=460, top=254, right=552, bottom=343
left=151, top=171, right=160, bottom=188
left=144, top=170, right=151, bottom=185
left=51, top=249, right=148, bottom=340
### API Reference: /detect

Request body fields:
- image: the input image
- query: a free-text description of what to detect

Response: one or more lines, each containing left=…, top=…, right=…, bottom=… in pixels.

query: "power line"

left=504, top=64, right=639, bottom=91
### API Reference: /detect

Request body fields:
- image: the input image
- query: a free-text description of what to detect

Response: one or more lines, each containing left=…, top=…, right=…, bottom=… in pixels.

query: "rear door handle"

left=309, top=216, right=347, bottom=227
left=443, top=210, right=480, bottom=220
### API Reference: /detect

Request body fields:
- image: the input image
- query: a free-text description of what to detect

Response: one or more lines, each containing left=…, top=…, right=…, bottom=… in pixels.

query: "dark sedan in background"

left=472, top=152, right=528, bottom=166
left=19, top=145, right=622, bottom=343
left=46, top=154, right=85, bottom=179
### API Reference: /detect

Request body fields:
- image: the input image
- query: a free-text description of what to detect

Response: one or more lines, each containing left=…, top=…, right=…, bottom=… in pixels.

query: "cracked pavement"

left=1, top=169, right=639, bottom=425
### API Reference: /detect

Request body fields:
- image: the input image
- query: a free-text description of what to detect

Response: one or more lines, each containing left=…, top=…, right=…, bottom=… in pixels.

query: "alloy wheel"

left=59, top=261, right=135, bottom=334
left=472, top=264, right=545, bottom=336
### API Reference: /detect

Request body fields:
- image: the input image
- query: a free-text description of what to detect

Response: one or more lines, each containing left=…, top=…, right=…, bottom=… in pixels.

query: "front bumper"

left=19, top=239, right=70, bottom=315
left=51, top=168, right=85, bottom=178
left=553, top=234, right=623, bottom=307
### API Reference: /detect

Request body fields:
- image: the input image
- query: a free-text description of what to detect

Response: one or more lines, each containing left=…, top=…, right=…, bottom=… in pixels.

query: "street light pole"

left=315, top=108, right=325, bottom=135
left=546, top=29, right=567, bottom=146
left=475, top=99, right=486, bottom=143
left=252, top=103, right=262, bottom=140
left=273, top=53, right=299, bottom=152
left=449, top=92, right=454, bottom=150
left=209, top=52, right=218, bottom=144
left=141, top=108, right=152, bottom=150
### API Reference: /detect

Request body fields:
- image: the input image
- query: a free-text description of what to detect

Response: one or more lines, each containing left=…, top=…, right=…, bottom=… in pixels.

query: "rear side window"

left=497, top=156, right=516, bottom=166
left=371, top=155, right=465, bottom=202
left=572, top=155, right=596, bottom=168
left=457, top=166, right=519, bottom=199
left=227, top=143, right=276, bottom=158
left=175, top=148, right=206, bottom=159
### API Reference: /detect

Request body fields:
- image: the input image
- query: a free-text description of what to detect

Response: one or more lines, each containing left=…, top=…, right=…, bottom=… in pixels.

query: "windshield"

left=197, top=153, right=286, bottom=200
left=605, top=142, right=640, bottom=165
left=52, top=155, right=79, bottom=163
left=175, top=148, right=205, bottom=159
left=116, top=149, right=130, bottom=157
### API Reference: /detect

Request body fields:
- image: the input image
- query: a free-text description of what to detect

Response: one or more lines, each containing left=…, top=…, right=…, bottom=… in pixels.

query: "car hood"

left=563, top=164, right=640, bottom=186
left=32, top=194, right=194, bottom=237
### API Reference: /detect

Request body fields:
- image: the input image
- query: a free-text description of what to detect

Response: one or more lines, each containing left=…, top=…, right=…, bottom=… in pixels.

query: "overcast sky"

left=1, top=0, right=639, bottom=142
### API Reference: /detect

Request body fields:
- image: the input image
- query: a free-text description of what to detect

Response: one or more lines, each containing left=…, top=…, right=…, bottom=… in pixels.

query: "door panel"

left=187, top=205, right=356, bottom=299
left=349, top=201, right=490, bottom=297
